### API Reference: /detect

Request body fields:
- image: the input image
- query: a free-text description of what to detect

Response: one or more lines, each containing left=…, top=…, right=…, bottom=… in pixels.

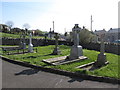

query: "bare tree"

left=23, top=23, right=30, bottom=30
left=5, top=21, right=14, bottom=33
left=5, top=21, right=14, bottom=28
left=22, top=23, right=31, bottom=35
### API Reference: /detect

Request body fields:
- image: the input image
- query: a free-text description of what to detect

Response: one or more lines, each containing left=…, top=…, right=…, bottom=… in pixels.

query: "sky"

left=1, top=0, right=119, bottom=34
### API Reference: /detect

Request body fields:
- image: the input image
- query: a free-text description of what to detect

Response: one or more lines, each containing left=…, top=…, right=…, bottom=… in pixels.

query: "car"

left=113, top=40, right=120, bottom=43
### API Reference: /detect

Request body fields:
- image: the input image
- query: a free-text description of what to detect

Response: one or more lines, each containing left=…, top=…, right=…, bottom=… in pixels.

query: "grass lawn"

left=1, top=45, right=119, bottom=79
left=0, top=32, right=44, bottom=39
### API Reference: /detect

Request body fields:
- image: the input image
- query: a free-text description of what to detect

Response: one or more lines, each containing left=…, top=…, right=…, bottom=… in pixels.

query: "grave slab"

left=42, top=56, right=87, bottom=65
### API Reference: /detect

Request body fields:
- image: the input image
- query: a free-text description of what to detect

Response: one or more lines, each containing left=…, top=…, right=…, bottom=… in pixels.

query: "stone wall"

left=1, top=38, right=119, bottom=55
left=81, top=43, right=119, bottom=55
left=1, top=38, right=68, bottom=46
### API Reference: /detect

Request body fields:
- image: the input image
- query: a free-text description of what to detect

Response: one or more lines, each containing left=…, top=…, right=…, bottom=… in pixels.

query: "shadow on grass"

left=89, top=65, right=102, bottom=71
left=14, top=69, right=40, bottom=76
left=75, top=70, right=88, bottom=74
left=77, top=64, right=103, bottom=72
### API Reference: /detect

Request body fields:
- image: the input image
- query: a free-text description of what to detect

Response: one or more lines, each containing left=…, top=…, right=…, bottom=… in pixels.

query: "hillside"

left=0, top=32, right=44, bottom=39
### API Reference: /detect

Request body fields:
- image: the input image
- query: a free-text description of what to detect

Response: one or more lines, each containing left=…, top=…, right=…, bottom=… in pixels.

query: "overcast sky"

left=1, top=0, right=119, bottom=33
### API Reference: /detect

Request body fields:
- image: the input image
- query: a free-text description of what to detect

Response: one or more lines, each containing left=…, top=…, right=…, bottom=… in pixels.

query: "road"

left=2, top=59, right=119, bottom=88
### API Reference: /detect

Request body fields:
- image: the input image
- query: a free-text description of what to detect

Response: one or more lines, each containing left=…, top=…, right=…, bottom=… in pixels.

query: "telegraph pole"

left=91, top=15, right=93, bottom=32
left=64, top=28, right=66, bottom=33
left=53, top=21, right=54, bottom=32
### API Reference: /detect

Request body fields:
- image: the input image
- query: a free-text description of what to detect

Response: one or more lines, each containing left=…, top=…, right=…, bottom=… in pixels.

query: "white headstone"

left=28, top=33, right=33, bottom=52
left=19, top=34, right=23, bottom=49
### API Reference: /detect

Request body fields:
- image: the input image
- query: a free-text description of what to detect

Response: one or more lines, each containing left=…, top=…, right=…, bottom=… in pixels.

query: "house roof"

left=108, top=28, right=120, bottom=33
left=0, top=24, right=8, bottom=27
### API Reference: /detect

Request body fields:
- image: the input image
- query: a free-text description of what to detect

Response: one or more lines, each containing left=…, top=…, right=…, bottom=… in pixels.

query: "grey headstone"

left=94, top=38, right=109, bottom=67
left=52, top=33, right=61, bottom=55
left=68, top=24, right=84, bottom=60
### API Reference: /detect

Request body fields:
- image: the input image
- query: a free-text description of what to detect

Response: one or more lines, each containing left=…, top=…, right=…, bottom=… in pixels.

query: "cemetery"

left=0, top=24, right=119, bottom=80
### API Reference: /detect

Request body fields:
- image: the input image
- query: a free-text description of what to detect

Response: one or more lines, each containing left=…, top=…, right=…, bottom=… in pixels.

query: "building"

left=94, top=29, right=107, bottom=41
left=106, top=28, right=120, bottom=42
left=0, top=24, right=10, bottom=32
left=94, top=28, right=120, bottom=43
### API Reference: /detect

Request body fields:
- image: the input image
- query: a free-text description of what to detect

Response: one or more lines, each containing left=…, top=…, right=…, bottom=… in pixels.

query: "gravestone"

left=19, top=34, right=26, bottom=49
left=19, top=34, right=23, bottom=49
left=49, top=28, right=52, bottom=39
left=28, top=33, right=33, bottom=52
left=23, top=34, right=26, bottom=49
left=94, top=38, right=109, bottom=67
left=52, top=33, right=61, bottom=55
left=67, top=24, right=85, bottom=60
left=44, top=34, right=48, bottom=46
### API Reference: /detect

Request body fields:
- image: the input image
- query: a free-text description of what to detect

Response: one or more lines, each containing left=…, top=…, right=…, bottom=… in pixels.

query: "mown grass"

left=2, top=45, right=119, bottom=79
left=0, top=32, right=44, bottom=39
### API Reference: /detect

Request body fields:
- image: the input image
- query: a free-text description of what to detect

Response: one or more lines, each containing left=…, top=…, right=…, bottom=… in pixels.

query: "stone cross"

left=28, top=33, right=33, bottom=52
left=68, top=24, right=83, bottom=60
left=23, top=34, right=25, bottom=42
left=29, top=33, right=32, bottom=44
left=19, top=34, right=23, bottom=48
left=50, top=28, right=52, bottom=39
left=100, top=34, right=105, bottom=55
left=52, top=33, right=61, bottom=55
left=94, top=35, right=109, bottom=67
left=100, top=38, right=105, bottom=55
left=72, top=24, right=80, bottom=46
left=55, top=33, right=59, bottom=48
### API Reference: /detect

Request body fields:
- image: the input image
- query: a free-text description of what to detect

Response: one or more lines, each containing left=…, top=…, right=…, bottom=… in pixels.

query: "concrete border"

left=1, top=56, right=120, bottom=84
